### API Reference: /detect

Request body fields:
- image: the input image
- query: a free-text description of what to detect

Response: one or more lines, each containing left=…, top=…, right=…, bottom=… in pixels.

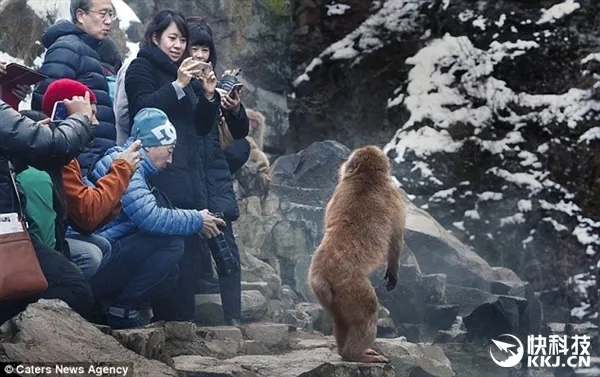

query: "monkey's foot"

left=356, top=354, right=389, bottom=363
left=364, top=348, right=380, bottom=356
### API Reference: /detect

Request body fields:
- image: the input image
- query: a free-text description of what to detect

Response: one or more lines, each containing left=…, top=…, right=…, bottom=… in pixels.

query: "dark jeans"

left=88, top=232, right=184, bottom=311
left=0, top=242, right=93, bottom=324
left=153, top=220, right=241, bottom=322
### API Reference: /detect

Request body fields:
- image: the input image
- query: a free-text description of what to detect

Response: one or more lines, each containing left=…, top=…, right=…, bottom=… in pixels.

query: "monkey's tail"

left=309, top=271, right=333, bottom=308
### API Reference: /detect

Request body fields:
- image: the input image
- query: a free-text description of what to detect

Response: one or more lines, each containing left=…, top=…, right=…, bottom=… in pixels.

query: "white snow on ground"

left=537, top=0, right=581, bottom=25
left=326, top=3, right=351, bottom=16
left=294, top=0, right=429, bottom=86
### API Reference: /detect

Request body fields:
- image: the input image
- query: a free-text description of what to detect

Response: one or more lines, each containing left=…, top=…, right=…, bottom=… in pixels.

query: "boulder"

left=241, top=323, right=290, bottom=349
left=374, top=338, right=455, bottom=377
left=173, top=349, right=395, bottom=377
left=0, top=300, right=176, bottom=376
left=241, top=290, right=269, bottom=322
left=463, top=295, right=531, bottom=340
left=194, top=294, right=225, bottom=326
left=294, top=302, right=333, bottom=335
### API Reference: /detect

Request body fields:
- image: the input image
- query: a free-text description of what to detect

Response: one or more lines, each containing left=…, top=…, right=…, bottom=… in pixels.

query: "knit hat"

left=42, top=79, right=97, bottom=117
left=131, top=108, right=177, bottom=147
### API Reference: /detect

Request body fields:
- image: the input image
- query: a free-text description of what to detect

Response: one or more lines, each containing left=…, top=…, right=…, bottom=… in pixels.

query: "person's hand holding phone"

left=63, top=91, right=93, bottom=120
left=176, top=57, right=204, bottom=88
left=221, top=85, right=241, bottom=113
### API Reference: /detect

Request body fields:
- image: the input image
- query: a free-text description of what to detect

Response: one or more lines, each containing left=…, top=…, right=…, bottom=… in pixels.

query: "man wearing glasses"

left=32, top=0, right=118, bottom=179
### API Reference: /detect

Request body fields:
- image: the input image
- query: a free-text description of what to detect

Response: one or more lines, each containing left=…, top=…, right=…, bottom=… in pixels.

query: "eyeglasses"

left=87, top=9, right=116, bottom=21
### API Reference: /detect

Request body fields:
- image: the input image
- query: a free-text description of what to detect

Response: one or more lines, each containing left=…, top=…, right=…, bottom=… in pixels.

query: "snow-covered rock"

left=291, top=0, right=600, bottom=322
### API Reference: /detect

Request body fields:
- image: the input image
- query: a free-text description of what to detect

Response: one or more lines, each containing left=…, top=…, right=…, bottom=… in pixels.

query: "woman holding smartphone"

left=125, top=10, right=249, bottom=324
left=169, top=16, right=250, bottom=326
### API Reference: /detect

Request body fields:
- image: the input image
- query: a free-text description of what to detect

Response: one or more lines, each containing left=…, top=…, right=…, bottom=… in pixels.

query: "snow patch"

left=472, top=15, right=486, bottom=30
left=294, top=0, right=428, bottom=86
left=477, top=191, right=503, bottom=201
left=500, top=213, right=526, bottom=226
left=430, top=187, right=457, bottom=203
left=542, top=217, right=569, bottom=232
left=458, top=10, right=474, bottom=22
left=579, top=127, right=600, bottom=144
left=24, top=0, right=70, bottom=22
left=537, top=0, right=581, bottom=25
left=581, top=52, right=600, bottom=65
left=488, top=167, right=544, bottom=193
left=453, top=221, right=465, bottom=231
left=112, top=0, right=141, bottom=32
left=326, top=3, right=351, bottom=16
left=495, top=14, right=506, bottom=28
left=518, top=199, right=533, bottom=212
left=464, top=209, right=480, bottom=220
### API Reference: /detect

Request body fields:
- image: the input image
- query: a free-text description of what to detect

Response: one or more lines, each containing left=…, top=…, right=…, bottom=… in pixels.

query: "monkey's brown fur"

left=308, top=145, right=406, bottom=363
left=236, top=136, right=271, bottom=198
left=246, top=109, right=266, bottom=150
left=234, top=109, right=271, bottom=198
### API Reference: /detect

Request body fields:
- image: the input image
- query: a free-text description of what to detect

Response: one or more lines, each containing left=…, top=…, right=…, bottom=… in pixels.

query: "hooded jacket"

left=32, top=20, right=116, bottom=176
left=90, top=138, right=205, bottom=243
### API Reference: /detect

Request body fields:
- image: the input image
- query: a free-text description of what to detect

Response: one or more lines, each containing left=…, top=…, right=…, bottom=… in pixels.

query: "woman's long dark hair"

left=142, top=9, right=190, bottom=62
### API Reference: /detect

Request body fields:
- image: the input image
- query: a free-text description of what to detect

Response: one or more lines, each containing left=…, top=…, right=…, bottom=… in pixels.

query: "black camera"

left=207, top=212, right=240, bottom=277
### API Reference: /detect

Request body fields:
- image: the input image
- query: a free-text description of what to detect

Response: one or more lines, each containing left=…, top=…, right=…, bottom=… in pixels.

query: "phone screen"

left=50, top=101, right=68, bottom=122
left=228, top=83, right=243, bottom=98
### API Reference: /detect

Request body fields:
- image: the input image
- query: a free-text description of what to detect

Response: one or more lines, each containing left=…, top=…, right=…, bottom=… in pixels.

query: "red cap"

left=42, top=79, right=97, bottom=117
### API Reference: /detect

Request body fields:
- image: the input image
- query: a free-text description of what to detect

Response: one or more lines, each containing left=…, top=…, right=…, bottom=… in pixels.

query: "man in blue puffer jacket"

left=32, top=1, right=117, bottom=176
left=85, top=108, right=225, bottom=329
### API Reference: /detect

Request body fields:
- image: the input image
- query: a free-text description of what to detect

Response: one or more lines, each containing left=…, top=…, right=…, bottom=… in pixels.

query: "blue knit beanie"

left=131, top=108, right=177, bottom=147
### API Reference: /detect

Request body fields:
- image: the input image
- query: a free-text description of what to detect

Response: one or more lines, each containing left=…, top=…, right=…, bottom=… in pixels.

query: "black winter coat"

left=125, top=45, right=218, bottom=211
left=32, top=20, right=116, bottom=176
left=0, top=101, right=94, bottom=257
left=196, top=107, right=249, bottom=221
left=125, top=45, right=249, bottom=220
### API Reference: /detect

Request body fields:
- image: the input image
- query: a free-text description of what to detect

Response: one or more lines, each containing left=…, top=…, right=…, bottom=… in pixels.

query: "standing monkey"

left=234, top=109, right=271, bottom=198
left=308, top=145, right=406, bottom=363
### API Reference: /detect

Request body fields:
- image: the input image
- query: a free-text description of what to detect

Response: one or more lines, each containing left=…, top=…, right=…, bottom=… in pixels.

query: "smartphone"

left=50, top=101, right=68, bottom=122
left=194, top=61, right=213, bottom=79
left=228, top=83, right=243, bottom=98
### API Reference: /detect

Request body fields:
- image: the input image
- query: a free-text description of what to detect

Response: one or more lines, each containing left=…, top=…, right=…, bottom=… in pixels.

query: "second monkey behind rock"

left=308, top=145, right=406, bottom=363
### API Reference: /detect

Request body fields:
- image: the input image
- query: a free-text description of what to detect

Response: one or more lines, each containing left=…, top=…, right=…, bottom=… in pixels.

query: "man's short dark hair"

left=70, top=0, right=93, bottom=23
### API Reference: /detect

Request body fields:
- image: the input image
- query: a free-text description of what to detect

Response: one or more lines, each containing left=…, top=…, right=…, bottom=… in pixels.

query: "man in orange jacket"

left=40, top=79, right=141, bottom=279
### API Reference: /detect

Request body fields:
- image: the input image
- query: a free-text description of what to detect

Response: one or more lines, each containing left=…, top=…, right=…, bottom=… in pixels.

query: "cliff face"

left=292, top=0, right=600, bottom=321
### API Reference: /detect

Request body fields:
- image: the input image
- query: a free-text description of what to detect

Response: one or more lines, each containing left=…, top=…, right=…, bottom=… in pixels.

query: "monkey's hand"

left=384, top=268, right=397, bottom=291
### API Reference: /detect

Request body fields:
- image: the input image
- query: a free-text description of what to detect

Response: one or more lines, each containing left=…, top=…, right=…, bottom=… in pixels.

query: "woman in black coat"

left=125, top=9, right=247, bottom=322
left=185, top=18, right=250, bottom=326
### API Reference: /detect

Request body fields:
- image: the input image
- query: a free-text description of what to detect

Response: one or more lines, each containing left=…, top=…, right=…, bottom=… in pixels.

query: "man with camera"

left=84, top=107, right=226, bottom=329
